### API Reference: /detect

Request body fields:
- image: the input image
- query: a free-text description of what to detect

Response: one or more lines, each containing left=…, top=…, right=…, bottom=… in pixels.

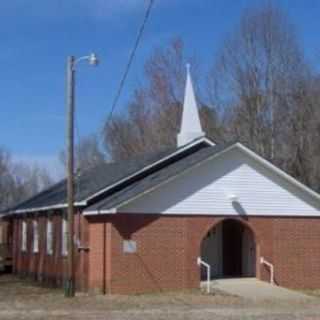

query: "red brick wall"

left=11, top=210, right=89, bottom=291
left=11, top=213, right=320, bottom=294
left=87, top=217, right=108, bottom=293
left=87, top=214, right=320, bottom=294
left=272, top=217, right=320, bottom=288
left=0, top=220, right=12, bottom=268
left=0, top=221, right=10, bottom=244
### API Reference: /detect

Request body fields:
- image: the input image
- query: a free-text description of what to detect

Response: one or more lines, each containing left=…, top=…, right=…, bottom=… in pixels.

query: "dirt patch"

left=0, top=274, right=320, bottom=320
left=300, top=289, right=320, bottom=298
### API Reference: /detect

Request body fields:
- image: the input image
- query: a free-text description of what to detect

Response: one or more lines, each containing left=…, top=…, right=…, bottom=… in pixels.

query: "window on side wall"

left=21, top=221, right=27, bottom=252
left=46, top=219, right=53, bottom=255
left=61, top=218, right=68, bottom=256
left=33, top=220, right=39, bottom=253
left=0, top=224, right=3, bottom=245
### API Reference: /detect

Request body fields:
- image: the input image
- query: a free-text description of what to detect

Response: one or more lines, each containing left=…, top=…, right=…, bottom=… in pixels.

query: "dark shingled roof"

left=8, top=137, right=214, bottom=213
left=85, top=142, right=232, bottom=213
left=9, top=148, right=176, bottom=212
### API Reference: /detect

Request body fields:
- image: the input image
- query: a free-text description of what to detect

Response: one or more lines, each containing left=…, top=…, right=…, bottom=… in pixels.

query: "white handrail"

left=260, top=257, right=275, bottom=285
left=197, top=257, right=211, bottom=293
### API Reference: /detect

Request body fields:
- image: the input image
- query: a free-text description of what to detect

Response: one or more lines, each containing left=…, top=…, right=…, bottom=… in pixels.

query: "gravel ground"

left=0, top=274, right=320, bottom=320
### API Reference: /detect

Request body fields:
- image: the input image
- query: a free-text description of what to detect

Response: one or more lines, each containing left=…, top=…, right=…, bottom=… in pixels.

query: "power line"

left=105, top=0, right=155, bottom=127
left=72, top=0, right=155, bottom=184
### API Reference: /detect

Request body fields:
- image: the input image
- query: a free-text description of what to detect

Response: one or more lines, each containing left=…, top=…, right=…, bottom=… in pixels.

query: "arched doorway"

left=200, top=219, right=256, bottom=279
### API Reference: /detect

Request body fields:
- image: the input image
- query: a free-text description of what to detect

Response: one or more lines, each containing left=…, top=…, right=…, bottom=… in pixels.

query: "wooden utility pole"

left=64, top=53, right=98, bottom=297
left=65, top=55, right=75, bottom=297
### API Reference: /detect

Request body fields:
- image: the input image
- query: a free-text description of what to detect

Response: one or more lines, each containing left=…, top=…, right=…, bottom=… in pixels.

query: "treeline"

left=0, top=148, right=53, bottom=211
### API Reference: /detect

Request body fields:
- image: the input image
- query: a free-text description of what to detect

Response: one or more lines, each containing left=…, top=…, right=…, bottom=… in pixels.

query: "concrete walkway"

left=201, top=278, right=313, bottom=301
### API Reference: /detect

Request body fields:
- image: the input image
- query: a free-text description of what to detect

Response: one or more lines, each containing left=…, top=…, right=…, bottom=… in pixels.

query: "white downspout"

left=197, top=257, right=211, bottom=294
left=260, top=257, right=275, bottom=285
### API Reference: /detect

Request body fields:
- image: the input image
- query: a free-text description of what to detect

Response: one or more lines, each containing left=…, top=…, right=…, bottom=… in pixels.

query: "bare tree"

left=207, top=3, right=320, bottom=190
left=209, top=4, right=308, bottom=159
left=13, top=163, right=53, bottom=197
left=0, top=148, right=16, bottom=210
left=0, top=147, right=54, bottom=210
left=103, top=38, right=223, bottom=161
left=282, top=76, right=320, bottom=190
left=60, top=134, right=106, bottom=172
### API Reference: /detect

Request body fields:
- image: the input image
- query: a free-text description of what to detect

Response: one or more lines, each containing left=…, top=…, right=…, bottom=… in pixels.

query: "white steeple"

left=177, top=64, right=205, bottom=147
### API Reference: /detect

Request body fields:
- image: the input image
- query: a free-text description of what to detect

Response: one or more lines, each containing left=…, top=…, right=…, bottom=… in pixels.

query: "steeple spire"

left=177, top=64, right=205, bottom=147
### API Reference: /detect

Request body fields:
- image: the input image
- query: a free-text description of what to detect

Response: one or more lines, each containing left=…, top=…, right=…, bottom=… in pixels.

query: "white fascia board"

left=9, top=201, right=86, bottom=215
left=200, top=137, right=216, bottom=146
left=83, top=137, right=214, bottom=203
left=83, top=208, right=117, bottom=215
left=234, top=143, right=320, bottom=202
left=13, top=204, right=67, bottom=214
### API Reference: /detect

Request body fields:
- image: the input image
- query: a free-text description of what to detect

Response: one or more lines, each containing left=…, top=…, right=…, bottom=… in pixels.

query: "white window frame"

left=46, top=219, right=53, bottom=255
left=0, top=224, right=3, bottom=245
left=61, top=218, right=68, bottom=256
left=21, top=221, right=27, bottom=252
left=32, top=220, right=39, bottom=253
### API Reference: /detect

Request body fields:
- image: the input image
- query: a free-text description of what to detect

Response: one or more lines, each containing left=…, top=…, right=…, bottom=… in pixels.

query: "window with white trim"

left=0, top=224, right=3, bottom=244
left=21, top=221, right=27, bottom=252
left=33, top=220, right=39, bottom=253
left=46, top=219, right=53, bottom=255
left=61, top=218, right=68, bottom=256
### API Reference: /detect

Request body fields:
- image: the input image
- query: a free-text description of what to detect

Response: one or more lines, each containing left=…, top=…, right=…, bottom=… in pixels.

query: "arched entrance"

left=200, top=219, right=256, bottom=279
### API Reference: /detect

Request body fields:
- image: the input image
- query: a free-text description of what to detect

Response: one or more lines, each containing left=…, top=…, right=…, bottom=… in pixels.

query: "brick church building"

left=2, top=66, right=320, bottom=294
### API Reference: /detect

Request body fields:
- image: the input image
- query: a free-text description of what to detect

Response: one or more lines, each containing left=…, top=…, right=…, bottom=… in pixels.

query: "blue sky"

left=1, top=0, right=319, bottom=177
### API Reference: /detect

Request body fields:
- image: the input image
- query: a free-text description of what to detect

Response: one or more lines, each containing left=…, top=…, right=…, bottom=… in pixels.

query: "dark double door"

left=222, top=220, right=243, bottom=277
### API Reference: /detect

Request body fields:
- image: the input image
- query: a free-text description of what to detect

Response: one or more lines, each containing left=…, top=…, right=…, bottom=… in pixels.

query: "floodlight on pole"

left=73, top=53, right=99, bottom=68
left=88, top=53, right=99, bottom=66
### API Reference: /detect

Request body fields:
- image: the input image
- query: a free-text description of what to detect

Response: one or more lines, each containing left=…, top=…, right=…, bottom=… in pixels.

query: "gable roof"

left=5, top=137, right=214, bottom=215
left=5, top=138, right=320, bottom=217
left=84, top=142, right=231, bottom=214
left=84, top=142, right=320, bottom=215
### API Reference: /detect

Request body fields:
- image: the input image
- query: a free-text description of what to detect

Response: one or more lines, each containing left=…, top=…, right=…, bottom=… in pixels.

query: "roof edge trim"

left=84, top=208, right=117, bottom=215
left=5, top=201, right=86, bottom=215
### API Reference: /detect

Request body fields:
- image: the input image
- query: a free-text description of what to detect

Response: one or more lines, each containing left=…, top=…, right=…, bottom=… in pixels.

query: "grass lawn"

left=0, top=274, right=320, bottom=320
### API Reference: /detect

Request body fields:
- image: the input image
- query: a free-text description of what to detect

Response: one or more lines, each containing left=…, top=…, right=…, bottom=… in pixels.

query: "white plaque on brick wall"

left=123, top=240, right=137, bottom=253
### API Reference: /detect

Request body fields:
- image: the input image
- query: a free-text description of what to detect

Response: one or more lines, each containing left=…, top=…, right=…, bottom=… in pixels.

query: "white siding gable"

left=120, top=148, right=320, bottom=216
